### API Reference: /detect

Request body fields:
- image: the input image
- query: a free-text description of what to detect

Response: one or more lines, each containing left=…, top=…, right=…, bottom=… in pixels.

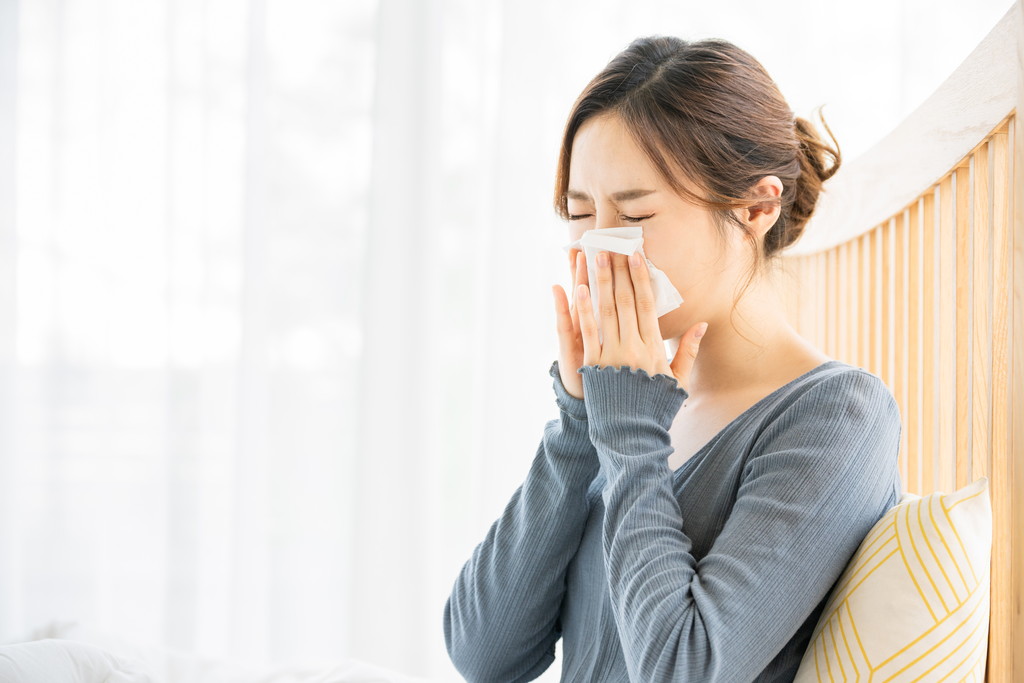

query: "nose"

left=594, top=207, right=621, bottom=230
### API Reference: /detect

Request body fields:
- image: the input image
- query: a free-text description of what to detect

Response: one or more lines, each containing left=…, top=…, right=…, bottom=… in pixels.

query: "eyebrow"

left=565, top=188, right=658, bottom=202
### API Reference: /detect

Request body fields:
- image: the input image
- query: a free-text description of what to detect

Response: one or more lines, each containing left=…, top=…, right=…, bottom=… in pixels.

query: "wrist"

left=579, top=364, right=687, bottom=435
left=549, top=360, right=588, bottom=420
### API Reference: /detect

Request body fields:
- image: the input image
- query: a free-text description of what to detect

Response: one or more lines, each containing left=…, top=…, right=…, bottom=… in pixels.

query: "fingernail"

left=695, top=322, right=708, bottom=339
left=628, top=252, right=640, bottom=267
left=597, top=251, right=608, bottom=267
left=578, top=284, right=589, bottom=300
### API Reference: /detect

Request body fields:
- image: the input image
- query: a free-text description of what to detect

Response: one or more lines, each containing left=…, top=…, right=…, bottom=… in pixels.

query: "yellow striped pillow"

left=794, top=477, right=991, bottom=682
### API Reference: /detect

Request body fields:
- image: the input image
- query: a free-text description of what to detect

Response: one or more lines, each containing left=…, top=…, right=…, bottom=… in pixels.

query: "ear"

left=739, top=175, right=783, bottom=239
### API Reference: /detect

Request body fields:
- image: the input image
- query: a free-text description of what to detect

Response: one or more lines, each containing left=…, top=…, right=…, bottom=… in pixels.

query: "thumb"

left=670, top=322, right=708, bottom=385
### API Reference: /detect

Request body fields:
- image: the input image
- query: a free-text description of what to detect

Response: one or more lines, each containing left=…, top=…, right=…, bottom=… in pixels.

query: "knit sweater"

left=444, top=358, right=903, bottom=682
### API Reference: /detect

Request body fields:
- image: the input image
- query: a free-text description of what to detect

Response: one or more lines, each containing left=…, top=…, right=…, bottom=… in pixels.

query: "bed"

left=778, top=2, right=1023, bottom=680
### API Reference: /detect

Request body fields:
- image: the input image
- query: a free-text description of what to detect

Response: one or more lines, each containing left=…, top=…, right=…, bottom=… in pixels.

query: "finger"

left=576, top=283, right=600, bottom=365
left=576, top=248, right=589, bottom=288
left=610, top=252, right=640, bottom=344
left=595, top=250, right=619, bottom=349
left=569, top=249, right=577, bottom=292
left=567, top=250, right=576, bottom=311
left=628, top=251, right=661, bottom=345
left=571, top=251, right=586, bottom=336
left=552, top=284, right=572, bottom=337
left=552, top=285, right=577, bottom=360
left=670, top=321, right=708, bottom=388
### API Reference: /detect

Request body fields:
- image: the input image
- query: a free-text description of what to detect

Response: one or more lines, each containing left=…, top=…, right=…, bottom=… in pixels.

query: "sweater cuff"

left=578, top=364, right=688, bottom=435
left=549, top=360, right=588, bottom=421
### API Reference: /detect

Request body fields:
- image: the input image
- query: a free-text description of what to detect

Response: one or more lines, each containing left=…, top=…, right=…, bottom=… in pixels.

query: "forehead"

left=567, top=112, right=692, bottom=197
left=568, top=114, right=657, bottom=184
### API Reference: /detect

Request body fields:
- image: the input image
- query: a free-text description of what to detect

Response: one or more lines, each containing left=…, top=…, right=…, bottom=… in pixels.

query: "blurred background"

left=0, top=0, right=1014, bottom=680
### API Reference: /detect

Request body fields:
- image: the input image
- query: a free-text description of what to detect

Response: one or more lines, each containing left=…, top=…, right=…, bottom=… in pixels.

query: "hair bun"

left=787, top=106, right=842, bottom=240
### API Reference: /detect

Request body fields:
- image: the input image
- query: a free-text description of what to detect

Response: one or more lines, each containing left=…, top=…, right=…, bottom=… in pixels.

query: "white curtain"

left=0, top=0, right=1012, bottom=680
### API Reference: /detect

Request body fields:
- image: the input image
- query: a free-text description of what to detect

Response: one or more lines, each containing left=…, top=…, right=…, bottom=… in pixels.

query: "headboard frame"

left=778, top=3, right=1022, bottom=681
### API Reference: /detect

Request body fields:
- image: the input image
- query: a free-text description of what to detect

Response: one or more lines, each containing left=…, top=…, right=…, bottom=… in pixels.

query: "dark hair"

left=554, top=36, right=841, bottom=323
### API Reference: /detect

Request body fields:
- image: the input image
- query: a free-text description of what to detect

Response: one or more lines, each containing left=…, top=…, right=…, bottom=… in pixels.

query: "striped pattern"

left=779, top=110, right=1019, bottom=683
left=794, top=477, right=991, bottom=682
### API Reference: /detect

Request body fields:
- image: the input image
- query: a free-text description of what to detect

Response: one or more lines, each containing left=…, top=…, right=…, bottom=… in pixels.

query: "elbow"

left=443, top=595, right=498, bottom=682
left=443, top=596, right=556, bottom=683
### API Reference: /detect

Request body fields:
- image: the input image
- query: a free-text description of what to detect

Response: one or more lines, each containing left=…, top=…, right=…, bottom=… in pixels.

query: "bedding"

left=0, top=620, right=432, bottom=683
left=793, top=477, right=991, bottom=681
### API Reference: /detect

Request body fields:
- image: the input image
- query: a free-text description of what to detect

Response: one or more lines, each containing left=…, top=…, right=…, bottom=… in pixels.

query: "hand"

left=576, top=250, right=707, bottom=395
left=551, top=249, right=590, bottom=400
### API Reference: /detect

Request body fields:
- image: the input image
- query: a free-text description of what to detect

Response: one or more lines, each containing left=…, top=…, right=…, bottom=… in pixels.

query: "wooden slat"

left=987, top=127, right=1011, bottom=683
left=859, top=234, right=870, bottom=371
left=955, top=162, right=971, bottom=489
left=972, top=141, right=992, bottom=484
left=835, top=245, right=843, bottom=362
left=799, top=256, right=806, bottom=342
left=870, top=227, right=880, bottom=376
left=895, top=209, right=909, bottom=490
left=908, top=199, right=922, bottom=494
left=803, top=256, right=812, bottom=345
left=813, top=254, right=820, bottom=347
left=1006, top=109, right=1022, bottom=683
left=881, top=218, right=892, bottom=395
left=921, top=188, right=937, bottom=495
left=817, top=253, right=826, bottom=350
left=849, top=236, right=859, bottom=368
left=938, top=172, right=956, bottom=495
left=793, top=256, right=803, bottom=336
left=827, top=247, right=837, bottom=357
left=803, top=256, right=812, bottom=337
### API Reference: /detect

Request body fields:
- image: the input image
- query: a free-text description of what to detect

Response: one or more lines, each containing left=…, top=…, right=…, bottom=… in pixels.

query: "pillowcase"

left=0, top=638, right=156, bottom=682
left=794, top=477, right=991, bottom=682
left=3, top=620, right=434, bottom=683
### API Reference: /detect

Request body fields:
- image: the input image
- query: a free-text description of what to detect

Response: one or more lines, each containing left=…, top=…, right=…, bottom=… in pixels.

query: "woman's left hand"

left=577, top=250, right=708, bottom=395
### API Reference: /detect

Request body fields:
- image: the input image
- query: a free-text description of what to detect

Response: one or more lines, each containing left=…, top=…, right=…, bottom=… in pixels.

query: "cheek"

left=641, top=227, right=719, bottom=295
left=640, top=236, right=689, bottom=290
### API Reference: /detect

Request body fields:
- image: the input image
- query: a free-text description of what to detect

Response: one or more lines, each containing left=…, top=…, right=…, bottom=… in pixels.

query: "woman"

left=444, top=36, right=902, bottom=682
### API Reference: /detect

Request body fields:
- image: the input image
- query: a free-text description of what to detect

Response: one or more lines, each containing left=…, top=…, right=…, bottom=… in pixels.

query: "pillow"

left=794, top=477, right=991, bottom=682
left=3, top=620, right=434, bottom=683
left=0, top=638, right=156, bottom=682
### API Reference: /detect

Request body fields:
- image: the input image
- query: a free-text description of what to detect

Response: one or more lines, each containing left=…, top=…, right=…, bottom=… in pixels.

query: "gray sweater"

left=444, top=358, right=902, bottom=682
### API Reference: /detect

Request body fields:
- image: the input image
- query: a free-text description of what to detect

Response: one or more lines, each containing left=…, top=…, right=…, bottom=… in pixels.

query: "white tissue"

left=562, top=226, right=684, bottom=343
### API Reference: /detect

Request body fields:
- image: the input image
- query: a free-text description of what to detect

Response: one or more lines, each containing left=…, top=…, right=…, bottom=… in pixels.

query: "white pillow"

left=3, top=620, right=433, bottom=683
left=0, top=638, right=157, bottom=682
left=794, top=477, right=991, bottom=682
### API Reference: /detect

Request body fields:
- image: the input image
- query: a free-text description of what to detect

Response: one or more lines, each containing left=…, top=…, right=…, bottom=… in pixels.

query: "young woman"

left=444, top=36, right=902, bottom=682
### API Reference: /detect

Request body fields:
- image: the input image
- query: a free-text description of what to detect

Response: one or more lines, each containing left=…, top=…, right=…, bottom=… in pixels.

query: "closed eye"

left=567, top=214, right=654, bottom=222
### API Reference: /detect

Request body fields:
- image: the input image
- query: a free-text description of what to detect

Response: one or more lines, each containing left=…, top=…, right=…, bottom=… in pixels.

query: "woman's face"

left=565, top=112, right=755, bottom=340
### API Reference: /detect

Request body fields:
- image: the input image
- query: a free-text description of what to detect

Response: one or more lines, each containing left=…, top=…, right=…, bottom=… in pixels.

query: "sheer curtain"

left=0, top=0, right=1013, bottom=681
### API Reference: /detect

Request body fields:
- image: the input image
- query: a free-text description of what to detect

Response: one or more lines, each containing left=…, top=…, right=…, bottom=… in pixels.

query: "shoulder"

left=775, top=361, right=899, bottom=422
left=750, top=362, right=902, bottom=462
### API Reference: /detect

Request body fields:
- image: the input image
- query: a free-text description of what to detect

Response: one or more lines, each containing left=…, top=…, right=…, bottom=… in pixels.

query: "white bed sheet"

left=0, top=621, right=433, bottom=683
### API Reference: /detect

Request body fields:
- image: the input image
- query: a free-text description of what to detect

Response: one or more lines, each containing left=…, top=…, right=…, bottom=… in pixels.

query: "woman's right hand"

left=551, top=249, right=589, bottom=400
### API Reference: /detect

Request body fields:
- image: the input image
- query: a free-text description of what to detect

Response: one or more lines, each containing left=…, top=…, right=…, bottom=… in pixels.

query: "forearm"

left=579, top=364, right=904, bottom=682
left=580, top=364, right=701, bottom=681
left=444, top=361, right=600, bottom=682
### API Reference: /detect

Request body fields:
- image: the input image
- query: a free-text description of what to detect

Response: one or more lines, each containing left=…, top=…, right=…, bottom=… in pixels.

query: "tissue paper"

left=562, top=226, right=684, bottom=343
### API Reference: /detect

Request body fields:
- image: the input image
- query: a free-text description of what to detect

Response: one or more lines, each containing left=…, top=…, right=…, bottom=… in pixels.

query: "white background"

left=0, top=0, right=1013, bottom=680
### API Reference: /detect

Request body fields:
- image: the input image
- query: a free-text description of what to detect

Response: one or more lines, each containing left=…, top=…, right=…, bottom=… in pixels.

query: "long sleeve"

left=578, top=364, right=902, bottom=682
left=443, top=360, right=601, bottom=683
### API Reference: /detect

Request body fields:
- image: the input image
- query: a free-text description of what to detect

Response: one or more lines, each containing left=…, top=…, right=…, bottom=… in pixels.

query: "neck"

left=665, top=282, right=801, bottom=398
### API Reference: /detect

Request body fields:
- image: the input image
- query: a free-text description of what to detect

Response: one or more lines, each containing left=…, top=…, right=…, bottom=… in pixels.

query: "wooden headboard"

left=777, top=3, right=1022, bottom=681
